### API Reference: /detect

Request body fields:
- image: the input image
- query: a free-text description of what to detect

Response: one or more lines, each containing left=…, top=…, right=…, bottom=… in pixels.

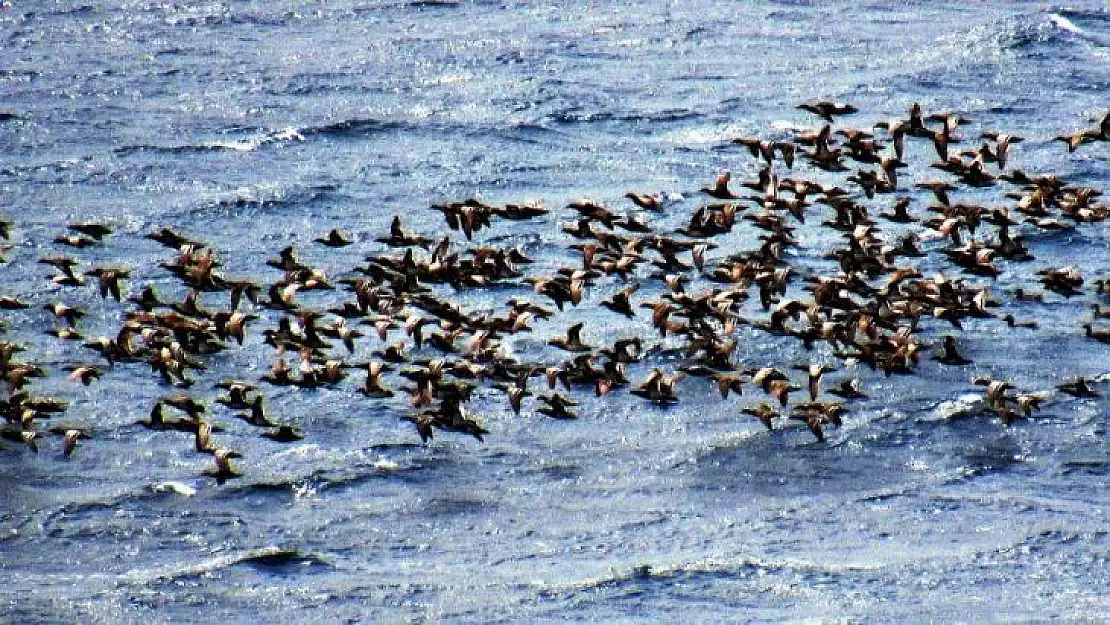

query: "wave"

left=298, top=117, right=406, bottom=139
left=114, top=116, right=413, bottom=156
left=198, top=182, right=339, bottom=212
left=115, top=127, right=306, bottom=156
left=117, top=546, right=331, bottom=585
left=546, top=107, right=703, bottom=127
left=540, top=555, right=885, bottom=600
left=406, top=0, right=461, bottom=7
left=1047, top=11, right=1110, bottom=47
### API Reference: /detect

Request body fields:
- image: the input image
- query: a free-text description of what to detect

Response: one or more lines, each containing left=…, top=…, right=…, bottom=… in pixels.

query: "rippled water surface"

left=1, top=2, right=1109, bottom=622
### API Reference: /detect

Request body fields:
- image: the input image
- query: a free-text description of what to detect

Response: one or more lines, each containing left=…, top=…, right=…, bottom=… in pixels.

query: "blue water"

left=1, top=1, right=1108, bottom=621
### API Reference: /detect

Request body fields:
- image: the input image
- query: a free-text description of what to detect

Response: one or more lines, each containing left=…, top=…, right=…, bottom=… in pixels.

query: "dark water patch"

left=298, top=117, right=408, bottom=140
left=998, top=15, right=1063, bottom=51
left=115, top=143, right=247, bottom=156
left=547, top=108, right=618, bottom=126
left=121, top=546, right=330, bottom=586
left=237, top=548, right=332, bottom=575
left=528, top=462, right=582, bottom=481
left=265, top=71, right=392, bottom=98
left=420, top=494, right=495, bottom=516
left=114, top=127, right=307, bottom=156
left=406, top=0, right=461, bottom=8
left=1047, top=10, right=1110, bottom=47
left=692, top=434, right=911, bottom=497
left=546, top=107, right=703, bottom=128
left=196, top=183, right=340, bottom=214
left=952, top=436, right=1027, bottom=480
left=1059, top=458, right=1109, bottom=476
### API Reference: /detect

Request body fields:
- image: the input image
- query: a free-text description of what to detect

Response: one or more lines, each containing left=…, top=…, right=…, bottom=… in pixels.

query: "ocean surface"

left=1, top=1, right=1109, bottom=622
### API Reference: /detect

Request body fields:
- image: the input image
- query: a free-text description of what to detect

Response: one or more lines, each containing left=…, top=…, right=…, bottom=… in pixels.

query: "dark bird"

left=236, top=395, right=276, bottom=427
left=1057, top=377, right=1100, bottom=398
left=742, top=403, right=778, bottom=430
left=314, top=229, right=353, bottom=247
left=600, top=284, right=639, bottom=318
left=68, top=222, right=113, bottom=240
left=536, top=392, right=579, bottom=419
left=1083, top=324, right=1110, bottom=344
left=797, top=100, right=858, bottom=122
left=85, top=266, right=130, bottom=301
left=701, top=171, right=738, bottom=200
left=262, top=425, right=305, bottom=443
left=625, top=192, right=662, bottom=211
left=203, top=448, right=244, bottom=482
left=933, top=336, right=971, bottom=366
left=55, top=234, right=98, bottom=248
left=65, top=365, right=102, bottom=386
left=827, top=378, right=868, bottom=400
left=44, top=302, right=85, bottom=326
left=548, top=322, right=592, bottom=352
left=60, top=428, right=89, bottom=457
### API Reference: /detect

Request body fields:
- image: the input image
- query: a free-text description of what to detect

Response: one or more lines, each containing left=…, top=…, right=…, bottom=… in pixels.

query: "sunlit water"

left=1, top=2, right=1108, bottom=621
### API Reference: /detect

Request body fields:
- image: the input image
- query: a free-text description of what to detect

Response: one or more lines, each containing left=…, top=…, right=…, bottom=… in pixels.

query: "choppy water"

left=1, top=1, right=1109, bottom=622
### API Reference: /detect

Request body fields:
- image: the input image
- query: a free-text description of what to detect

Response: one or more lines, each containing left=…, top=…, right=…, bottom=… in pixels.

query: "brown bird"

left=630, top=368, right=685, bottom=404
left=711, top=372, right=745, bottom=399
left=262, top=425, right=305, bottom=443
left=44, top=302, right=85, bottom=326
left=797, top=100, right=858, bottom=122
left=789, top=409, right=826, bottom=442
left=827, top=378, right=867, bottom=400
left=54, top=234, right=98, bottom=248
left=403, top=413, right=436, bottom=443
left=536, top=392, right=579, bottom=419
left=1083, top=324, right=1110, bottom=344
left=933, top=336, right=971, bottom=366
left=203, top=448, right=244, bottom=482
left=0, top=296, right=29, bottom=310
left=548, top=322, right=592, bottom=352
left=85, top=266, right=130, bottom=301
left=793, top=363, right=834, bottom=402
left=1057, top=377, right=1100, bottom=398
left=65, top=365, right=102, bottom=386
left=766, top=378, right=799, bottom=406
left=359, top=361, right=395, bottom=398
left=60, top=428, right=89, bottom=457
left=742, top=403, right=778, bottom=430
left=600, top=284, right=639, bottom=318
left=68, top=222, right=113, bottom=240
left=701, top=171, right=738, bottom=200
left=625, top=192, right=662, bottom=211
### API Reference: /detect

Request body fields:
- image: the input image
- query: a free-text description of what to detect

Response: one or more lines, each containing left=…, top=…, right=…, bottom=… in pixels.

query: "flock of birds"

left=1, top=102, right=1108, bottom=482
